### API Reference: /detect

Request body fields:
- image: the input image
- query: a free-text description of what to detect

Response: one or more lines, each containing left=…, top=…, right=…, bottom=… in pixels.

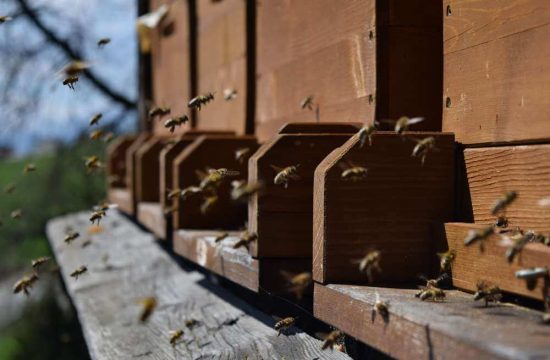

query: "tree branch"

left=16, top=0, right=137, bottom=109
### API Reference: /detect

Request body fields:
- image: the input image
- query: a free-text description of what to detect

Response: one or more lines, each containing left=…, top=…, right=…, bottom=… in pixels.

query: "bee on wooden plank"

left=300, top=95, right=314, bottom=110
left=352, top=250, right=382, bottom=284
left=200, top=195, right=218, bottom=214
left=13, top=273, right=39, bottom=296
left=223, top=88, right=237, bottom=101
left=97, top=37, right=111, bottom=48
left=70, top=265, right=88, bottom=280
left=63, top=75, right=79, bottom=90
left=214, top=232, right=229, bottom=243
left=31, top=256, right=51, bottom=271
left=280, top=271, right=312, bottom=301
left=339, top=162, right=368, bottom=182
left=4, top=183, right=16, bottom=194
left=437, top=249, right=456, bottom=273
left=64, top=231, right=80, bottom=244
left=149, top=106, right=171, bottom=120
left=0, top=16, right=13, bottom=24
left=491, top=190, right=518, bottom=216
left=139, top=296, right=157, bottom=323
left=411, top=136, right=437, bottom=166
left=274, top=316, right=296, bottom=336
left=235, top=147, right=251, bottom=164
left=357, top=121, right=379, bottom=147
left=372, top=292, right=389, bottom=323
left=169, top=330, right=184, bottom=346
left=317, top=330, right=345, bottom=351
left=23, top=163, right=36, bottom=174
left=418, top=273, right=450, bottom=291
left=164, top=115, right=189, bottom=133
left=180, top=186, right=203, bottom=200
left=500, top=230, right=535, bottom=263
left=416, top=286, right=446, bottom=302
left=233, top=231, right=257, bottom=250
left=271, top=164, right=300, bottom=189
left=185, top=318, right=200, bottom=328
left=381, top=116, right=424, bottom=135
left=463, top=225, right=495, bottom=252
left=188, top=92, right=215, bottom=111
left=89, top=113, right=102, bottom=126
left=473, top=281, right=502, bottom=307
left=231, top=180, right=263, bottom=201
left=10, top=209, right=23, bottom=220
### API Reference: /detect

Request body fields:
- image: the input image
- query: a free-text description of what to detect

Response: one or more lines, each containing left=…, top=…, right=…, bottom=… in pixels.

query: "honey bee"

left=214, top=232, right=229, bottom=243
left=31, top=256, right=51, bottom=271
left=166, top=188, right=182, bottom=200
left=62, top=61, right=90, bottom=76
left=185, top=318, right=200, bottom=328
left=10, top=209, right=23, bottom=219
left=89, top=210, right=106, bottom=225
left=353, top=250, right=382, bottom=284
left=97, top=37, right=111, bottom=48
left=89, top=113, right=102, bottom=126
left=0, top=16, right=13, bottom=24
left=81, top=239, right=92, bottom=248
left=231, top=180, right=263, bottom=201
left=198, top=168, right=240, bottom=190
left=411, top=136, right=437, bottom=166
left=281, top=271, right=312, bottom=300
left=274, top=317, right=296, bottom=336
left=417, top=286, right=446, bottom=301
left=84, top=155, right=104, bottom=172
left=235, top=147, right=251, bottom=164
left=340, top=162, right=368, bottom=181
left=188, top=92, right=215, bottom=111
left=372, top=292, right=390, bottom=323
left=515, top=267, right=549, bottom=290
left=233, top=231, right=257, bottom=250
left=139, top=297, right=157, bottom=323
left=102, top=132, right=114, bottom=143
left=223, top=88, right=237, bottom=101
left=23, top=163, right=36, bottom=174
left=437, top=249, right=456, bottom=273
left=381, top=116, right=425, bottom=135
left=300, top=96, right=314, bottom=110
left=70, top=265, right=88, bottom=280
left=164, top=115, right=189, bottom=133
left=64, top=231, right=80, bottom=244
left=169, top=330, right=184, bottom=346
left=418, top=273, right=450, bottom=291
left=200, top=195, right=218, bottom=214
left=163, top=204, right=178, bottom=216
left=271, top=165, right=300, bottom=189
left=4, top=183, right=16, bottom=194
left=63, top=76, right=79, bottom=90
left=473, top=281, right=502, bottom=306
left=90, top=129, right=104, bottom=140
left=357, top=122, right=378, bottom=147
left=180, top=186, right=203, bottom=200
left=319, top=330, right=344, bottom=351
left=148, top=106, right=171, bottom=120
left=500, top=230, right=535, bottom=263
left=463, top=225, right=494, bottom=251
left=491, top=191, right=518, bottom=215
left=13, top=273, right=39, bottom=296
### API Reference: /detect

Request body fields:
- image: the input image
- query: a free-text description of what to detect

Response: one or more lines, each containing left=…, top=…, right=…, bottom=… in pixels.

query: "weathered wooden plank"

left=315, top=283, right=550, bottom=360
left=137, top=202, right=166, bottom=239
left=464, top=145, right=550, bottom=230
left=444, top=0, right=550, bottom=55
left=124, top=133, right=152, bottom=215
left=313, top=132, right=455, bottom=284
left=443, top=22, right=550, bottom=144
left=445, top=222, right=550, bottom=300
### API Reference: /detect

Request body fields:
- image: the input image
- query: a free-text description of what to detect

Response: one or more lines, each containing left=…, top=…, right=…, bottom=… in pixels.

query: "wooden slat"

left=279, top=122, right=361, bottom=134
left=159, top=137, right=196, bottom=209
left=464, top=145, right=550, bottom=231
left=443, top=22, right=550, bottom=144
left=150, top=0, right=192, bottom=136
left=313, top=132, right=455, bottom=284
left=314, top=283, right=550, bottom=360
left=137, top=202, right=166, bottom=239
left=124, top=133, right=152, bottom=215
left=445, top=222, right=550, bottom=300
left=135, top=137, right=167, bottom=202
left=106, top=135, right=136, bottom=188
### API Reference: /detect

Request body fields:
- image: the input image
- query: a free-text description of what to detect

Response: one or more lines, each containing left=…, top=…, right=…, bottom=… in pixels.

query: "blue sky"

left=0, top=0, right=138, bottom=155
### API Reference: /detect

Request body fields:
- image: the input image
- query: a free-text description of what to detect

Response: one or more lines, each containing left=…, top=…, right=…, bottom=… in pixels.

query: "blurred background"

left=0, top=1, right=138, bottom=358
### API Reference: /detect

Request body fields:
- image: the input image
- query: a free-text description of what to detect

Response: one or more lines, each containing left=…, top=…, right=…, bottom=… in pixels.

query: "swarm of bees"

left=188, top=92, right=215, bottom=111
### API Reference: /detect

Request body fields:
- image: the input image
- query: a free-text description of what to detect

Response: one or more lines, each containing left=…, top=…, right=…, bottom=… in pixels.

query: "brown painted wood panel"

left=445, top=223, right=549, bottom=300
left=135, top=137, right=167, bottom=202
left=443, top=23, right=550, bottom=144
left=195, top=0, right=247, bottom=134
left=106, top=135, right=136, bottom=188
left=464, top=145, right=550, bottom=231
left=159, top=136, right=197, bottom=209
left=444, top=0, right=550, bottom=55
left=313, top=132, right=455, bottom=284
left=150, top=0, right=192, bottom=136
left=124, top=133, right=152, bottom=215
left=314, top=283, right=550, bottom=360
left=137, top=202, right=166, bottom=239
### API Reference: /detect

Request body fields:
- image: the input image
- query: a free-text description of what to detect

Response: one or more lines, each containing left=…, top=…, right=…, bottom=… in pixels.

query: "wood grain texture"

left=137, top=202, right=166, bottom=239
left=443, top=22, right=550, bottom=144
left=444, top=0, right=550, bottom=55
left=135, top=137, right=167, bottom=203
left=159, top=136, right=196, bottom=209
left=173, top=135, right=259, bottom=229
left=445, top=222, right=550, bottom=300
left=150, top=0, right=192, bottom=136
left=107, top=188, right=132, bottom=214
left=125, top=133, right=152, bottom=215
left=195, top=0, right=248, bottom=134
left=106, top=136, right=136, bottom=188
left=313, top=132, right=455, bottom=284
left=464, top=145, right=550, bottom=231
left=248, top=133, right=354, bottom=258
left=46, top=211, right=352, bottom=360
left=314, top=283, right=550, bottom=360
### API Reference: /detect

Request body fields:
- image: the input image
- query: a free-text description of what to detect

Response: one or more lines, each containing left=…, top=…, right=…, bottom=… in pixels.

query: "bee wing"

left=406, top=117, right=425, bottom=125
left=435, top=273, right=450, bottom=284
left=270, top=164, right=285, bottom=173
left=195, top=169, right=208, bottom=180
left=499, top=235, right=514, bottom=247
left=279, top=270, right=295, bottom=283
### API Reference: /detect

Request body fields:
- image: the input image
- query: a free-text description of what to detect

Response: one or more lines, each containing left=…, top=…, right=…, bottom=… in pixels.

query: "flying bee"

left=188, top=92, right=215, bottom=111
left=417, top=286, right=446, bottom=302
left=89, top=113, right=102, bottom=126
left=411, top=136, right=437, bottom=166
left=231, top=180, right=263, bottom=201
left=139, top=297, right=157, bottom=323
left=473, top=281, right=502, bottom=306
left=169, top=330, right=184, bottom=346
left=164, top=115, right=189, bottom=133
left=64, top=231, right=80, bottom=244
left=166, top=188, right=182, bottom=200
left=214, top=232, right=228, bottom=243
left=0, top=16, right=13, bottom=24
left=163, top=204, right=178, bottom=216
left=90, top=129, right=104, bottom=140
left=223, top=88, right=237, bottom=101
left=89, top=210, right=106, bottom=225
left=63, top=75, right=79, bottom=90
left=271, top=164, right=300, bottom=189
left=198, top=168, right=240, bottom=190
left=515, top=267, right=549, bottom=290
left=235, top=147, right=251, bottom=164
left=233, top=231, right=257, bottom=250
left=62, top=61, right=90, bottom=76
left=81, top=239, right=92, bottom=248
left=70, top=265, right=88, bottom=280
left=494, top=216, right=509, bottom=229
left=103, top=132, right=114, bottom=143
left=84, top=155, right=104, bottom=172
left=353, top=250, right=382, bottom=284
left=200, top=195, right=218, bottom=214
left=23, top=163, right=36, bottom=174
left=97, top=37, right=111, bottom=48
left=340, top=162, right=368, bottom=181
left=463, top=225, right=494, bottom=251
left=31, top=256, right=51, bottom=271
left=149, top=106, right=171, bottom=120
left=318, top=330, right=344, bottom=351
left=10, top=209, right=23, bottom=219
left=300, top=95, right=314, bottom=110
left=13, top=273, right=39, bottom=296
left=357, top=121, right=379, bottom=147
left=500, top=230, right=535, bottom=263
left=381, top=116, right=425, bottom=135
left=491, top=190, right=518, bottom=215
left=280, top=271, right=312, bottom=301
left=372, top=292, right=390, bottom=323
left=437, top=249, right=456, bottom=273
left=185, top=318, right=200, bottom=328
left=274, top=317, right=296, bottom=336
left=180, top=186, right=203, bottom=200
left=4, top=183, right=16, bottom=194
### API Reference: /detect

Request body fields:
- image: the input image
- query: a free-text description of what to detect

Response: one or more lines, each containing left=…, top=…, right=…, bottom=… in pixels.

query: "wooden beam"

left=124, top=133, right=152, bottom=215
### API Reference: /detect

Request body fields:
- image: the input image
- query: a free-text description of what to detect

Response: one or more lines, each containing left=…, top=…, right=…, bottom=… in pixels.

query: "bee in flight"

left=274, top=316, right=296, bottom=336
left=70, top=265, right=88, bottom=280
left=10, top=209, right=23, bottom=220
left=4, top=183, right=16, bottom=194
left=357, top=121, right=379, bottom=147
left=473, top=281, right=502, bottom=306
left=223, top=88, right=237, bottom=101
left=90, top=129, right=104, bottom=140
left=500, top=230, right=535, bottom=263
left=188, top=92, right=215, bottom=111
left=61, top=60, right=90, bottom=76
left=63, top=76, right=79, bottom=90
left=353, top=250, right=382, bottom=284
left=97, top=37, right=111, bottom=48
left=463, top=225, right=494, bottom=251
left=89, top=210, right=106, bottom=225
left=166, top=188, right=182, bottom=200
left=164, top=115, right=189, bottom=133
left=89, top=113, right=102, bottom=126
left=23, top=163, right=36, bottom=174
left=163, top=204, right=179, bottom=216
left=233, top=231, right=257, bottom=250
left=84, top=155, right=104, bottom=172
left=180, top=186, right=203, bottom=200
left=139, top=296, right=157, bottom=323
left=185, top=318, right=200, bottom=328
left=169, top=330, right=184, bottom=347
left=271, top=164, right=300, bottom=189
left=149, top=106, right=171, bottom=120
left=200, top=195, right=218, bottom=214
left=280, top=271, right=312, bottom=301
left=418, top=273, right=449, bottom=292
left=13, top=273, right=39, bottom=296
left=214, top=232, right=228, bottom=243
left=381, top=116, right=425, bottom=135
left=437, top=249, right=456, bottom=273
left=31, top=256, right=51, bottom=271
left=515, top=267, right=549, bottom=291
left=339, top=162, right=368, bottom=181
left=0, top=16, right=13, bottom=24
left=300, top=95, right=314, bottom=110
left=64, top=231, right=80, bottom=244
left=491, top=190, right=518, bottom=215
left=235, top=147, right=251, bottom=164
left=411, top=136, right=437, bottom=166
left=198, top=168, right=240, bottom=191
left=231, top=180, right=263, bottom=201
left=103, top=132, right=114, bottom=143
left=317, top=330, right=345, bottom=351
